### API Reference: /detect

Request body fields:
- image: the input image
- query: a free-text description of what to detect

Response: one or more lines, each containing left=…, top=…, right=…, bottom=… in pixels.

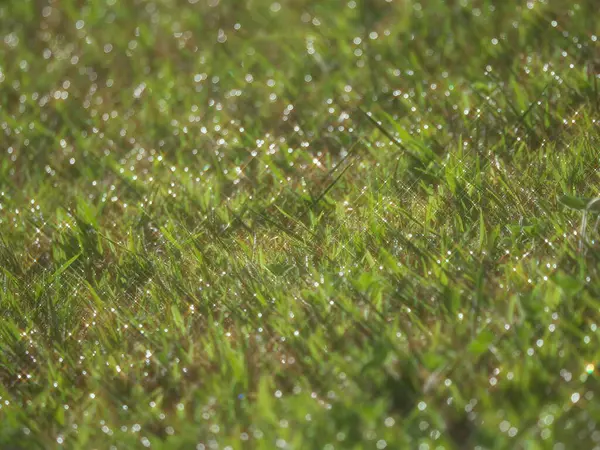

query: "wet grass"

left=1, top=0, right=600, bottom=448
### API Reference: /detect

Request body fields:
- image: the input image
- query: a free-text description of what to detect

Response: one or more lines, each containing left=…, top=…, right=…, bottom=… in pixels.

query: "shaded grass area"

left=1, top=0, right=600, bottom=448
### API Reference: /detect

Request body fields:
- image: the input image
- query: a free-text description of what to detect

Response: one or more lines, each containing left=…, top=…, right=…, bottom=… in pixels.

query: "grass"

left=1, top=0, right=599, bottom=448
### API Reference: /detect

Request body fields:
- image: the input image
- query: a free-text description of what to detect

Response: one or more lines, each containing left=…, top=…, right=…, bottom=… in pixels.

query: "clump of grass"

left=1, top=0, right=599, bottom=448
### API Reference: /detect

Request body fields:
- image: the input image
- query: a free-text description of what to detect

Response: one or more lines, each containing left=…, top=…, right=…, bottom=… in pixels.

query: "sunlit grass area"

left=1, top=0, right=599, bottom=448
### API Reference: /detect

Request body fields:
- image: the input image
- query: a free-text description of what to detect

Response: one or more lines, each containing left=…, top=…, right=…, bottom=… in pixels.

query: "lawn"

left=1, top=0, right=599, bottom=448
